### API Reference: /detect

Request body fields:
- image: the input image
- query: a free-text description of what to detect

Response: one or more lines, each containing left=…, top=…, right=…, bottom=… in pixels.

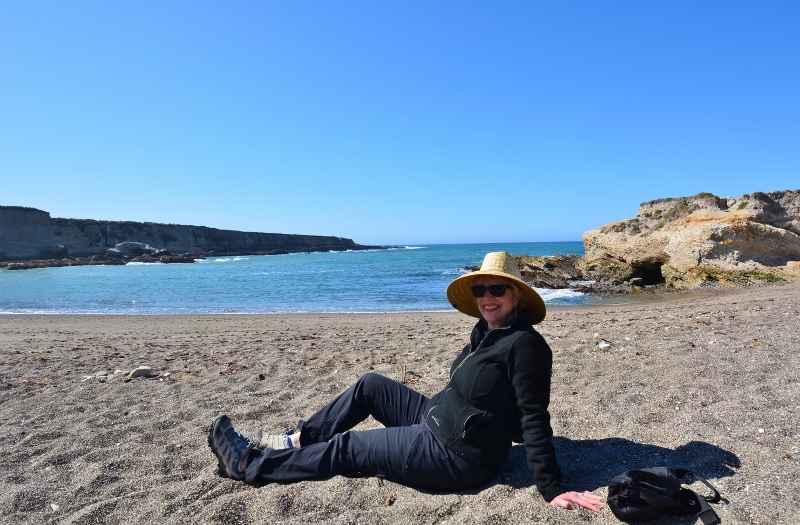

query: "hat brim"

left=446, top=270, right=546, bottom=325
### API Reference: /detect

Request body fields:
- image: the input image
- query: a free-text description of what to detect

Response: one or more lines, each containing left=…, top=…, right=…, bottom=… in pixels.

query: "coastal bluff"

left=0, top=206, right=383, bottom=269
left=517, top=189, right=800, bottom=293
left=0, top=206, right=67, bottom=262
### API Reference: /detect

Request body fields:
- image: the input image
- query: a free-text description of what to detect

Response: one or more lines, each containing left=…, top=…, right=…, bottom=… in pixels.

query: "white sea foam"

left=535, top=287, right=586, bottom=302
left=205, top=256, right=250, bottom=263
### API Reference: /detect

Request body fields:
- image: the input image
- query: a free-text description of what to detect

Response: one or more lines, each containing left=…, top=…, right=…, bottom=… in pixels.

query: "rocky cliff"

left=517, top=190, right=800, bottom=292
left=0, top=207, right=66, bottom=261
left=0, top=206, right=383, bottom=269
left=49, top=218, right=369, bottom=257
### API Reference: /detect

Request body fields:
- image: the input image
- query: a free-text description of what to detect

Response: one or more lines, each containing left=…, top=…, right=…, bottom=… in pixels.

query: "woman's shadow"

left=495, top=437, right=740, bottom=491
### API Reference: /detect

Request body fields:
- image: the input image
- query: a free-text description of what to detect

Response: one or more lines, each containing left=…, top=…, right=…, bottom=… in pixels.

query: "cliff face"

left=0, top=206, right=376, bottom=266
left=581, top=190, right=800, bottom=289
left=50, top=218, right=363, bottom=257
left=0, top=207, right=66, bottom=261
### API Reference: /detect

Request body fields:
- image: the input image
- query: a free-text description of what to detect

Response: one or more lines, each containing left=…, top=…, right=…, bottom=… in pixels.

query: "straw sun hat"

left=446, top=251, right=546, bottom=325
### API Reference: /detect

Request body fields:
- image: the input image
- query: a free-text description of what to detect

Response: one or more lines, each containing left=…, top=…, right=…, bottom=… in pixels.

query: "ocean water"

left=0, top=242, right=603, bottom=314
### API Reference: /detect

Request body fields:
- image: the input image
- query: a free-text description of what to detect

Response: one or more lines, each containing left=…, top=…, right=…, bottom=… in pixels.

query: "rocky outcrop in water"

left=517, top=190, right=800, bottom=293
left=515, top=254, right=584, bottom=289
left=0, top=206, right=385, bottom=270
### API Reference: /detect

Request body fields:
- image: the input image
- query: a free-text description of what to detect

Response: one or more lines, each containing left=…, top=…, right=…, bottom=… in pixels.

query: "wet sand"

left=1, top=283, right=798, bottom=524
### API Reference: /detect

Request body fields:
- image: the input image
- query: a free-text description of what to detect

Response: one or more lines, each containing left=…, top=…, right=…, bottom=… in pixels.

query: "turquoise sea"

left=0, top=242, right=606, bottom=314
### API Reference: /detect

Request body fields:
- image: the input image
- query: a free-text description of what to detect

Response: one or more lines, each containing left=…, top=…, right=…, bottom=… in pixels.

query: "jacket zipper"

left=425, top=387, right=454, bottom=419
left=461, top=410, right=484, bottom=438
left=449, top=352, right=473, bottom=383
left=449, top=326, right=510, bottom=383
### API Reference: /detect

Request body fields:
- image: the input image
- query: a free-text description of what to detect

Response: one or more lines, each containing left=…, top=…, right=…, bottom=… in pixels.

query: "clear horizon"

left=2, top=2, right=798, bottom=245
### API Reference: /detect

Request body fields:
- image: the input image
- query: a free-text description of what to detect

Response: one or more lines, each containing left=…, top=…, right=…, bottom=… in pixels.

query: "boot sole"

left=207, top=414, right=231, bottom=478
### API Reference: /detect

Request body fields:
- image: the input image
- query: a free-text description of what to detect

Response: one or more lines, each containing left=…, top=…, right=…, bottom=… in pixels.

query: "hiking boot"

left=250, top=428, right=294, bottom=450
left=207, top=414, right=255, bottom=480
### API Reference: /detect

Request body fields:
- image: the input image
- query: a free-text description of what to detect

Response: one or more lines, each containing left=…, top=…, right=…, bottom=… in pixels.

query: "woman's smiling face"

left=474, top=276, right=518, bottom=329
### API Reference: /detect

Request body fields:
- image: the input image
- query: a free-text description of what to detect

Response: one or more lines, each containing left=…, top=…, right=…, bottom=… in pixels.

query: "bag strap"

left=675, top=469, right=721, bottom=503
left=695, top=493, right=721, bottom=525
left=669, top=470, right=722, bottom=525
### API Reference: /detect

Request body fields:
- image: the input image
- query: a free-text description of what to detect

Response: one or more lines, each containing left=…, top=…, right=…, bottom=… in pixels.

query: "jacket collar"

left=470, top=308, right=534, bottom=348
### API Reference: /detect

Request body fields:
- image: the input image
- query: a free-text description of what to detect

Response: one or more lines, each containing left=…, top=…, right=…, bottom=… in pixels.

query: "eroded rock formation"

left=517, top=190, right=800, bottom=293
left=585, top=190, right=800, bottom=289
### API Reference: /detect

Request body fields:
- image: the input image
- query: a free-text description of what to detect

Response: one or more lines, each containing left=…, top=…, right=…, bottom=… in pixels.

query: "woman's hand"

left=550, top=491, right=605, bottom=512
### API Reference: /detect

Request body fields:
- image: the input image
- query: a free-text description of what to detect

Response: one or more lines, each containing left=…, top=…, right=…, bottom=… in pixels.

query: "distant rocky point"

left=0, top=206, right=386, bottom=270
left=515, top=189, right=800, bottom=293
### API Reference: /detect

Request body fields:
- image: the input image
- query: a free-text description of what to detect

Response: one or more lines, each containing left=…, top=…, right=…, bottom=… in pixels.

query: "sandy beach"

left=1, top=283, right=798, bottom=524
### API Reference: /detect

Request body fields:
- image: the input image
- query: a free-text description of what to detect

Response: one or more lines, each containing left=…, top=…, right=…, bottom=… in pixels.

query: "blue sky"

left=2, top=2, right=798, bottom=245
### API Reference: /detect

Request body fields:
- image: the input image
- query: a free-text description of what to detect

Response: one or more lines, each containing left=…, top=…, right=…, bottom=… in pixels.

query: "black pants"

left=244, top=373, right=496, bottom=490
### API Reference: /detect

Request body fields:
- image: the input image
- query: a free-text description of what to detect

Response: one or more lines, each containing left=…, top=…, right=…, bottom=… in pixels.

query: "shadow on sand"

left=489, top=437, right=739, bottom=496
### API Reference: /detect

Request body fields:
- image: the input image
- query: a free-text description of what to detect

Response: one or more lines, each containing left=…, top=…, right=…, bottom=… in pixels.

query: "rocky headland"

left=516, top=189, right=800, bottom=293
left=0, top=206, right=386, bottom=270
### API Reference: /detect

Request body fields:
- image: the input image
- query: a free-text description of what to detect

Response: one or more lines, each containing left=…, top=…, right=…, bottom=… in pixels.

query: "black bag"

left=607, top=467, right=721, bottom=524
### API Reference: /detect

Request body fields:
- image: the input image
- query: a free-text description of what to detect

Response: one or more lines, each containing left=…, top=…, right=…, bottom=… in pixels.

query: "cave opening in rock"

left=634, top=263, right=666, bottom=286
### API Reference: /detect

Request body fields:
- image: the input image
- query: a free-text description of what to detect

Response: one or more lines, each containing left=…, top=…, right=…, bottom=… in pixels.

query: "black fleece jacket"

left=424, top=314, right=566, bottom=502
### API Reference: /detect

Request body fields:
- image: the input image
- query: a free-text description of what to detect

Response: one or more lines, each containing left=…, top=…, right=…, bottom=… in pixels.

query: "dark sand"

left=1, top=283, right=798, bottom=524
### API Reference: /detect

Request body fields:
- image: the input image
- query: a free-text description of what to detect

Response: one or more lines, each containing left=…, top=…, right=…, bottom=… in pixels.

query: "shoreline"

left=0, top=245, right=394, bottom=271
left=1, top=283, right=798, bottom=523
left=0, top=283, right=755, bottom=316
left=0, top=279, right=748, bottom=316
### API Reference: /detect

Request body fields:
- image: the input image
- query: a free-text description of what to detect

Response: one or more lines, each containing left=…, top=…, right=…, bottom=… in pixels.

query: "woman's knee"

left=354, top=372, right=392, bottom=396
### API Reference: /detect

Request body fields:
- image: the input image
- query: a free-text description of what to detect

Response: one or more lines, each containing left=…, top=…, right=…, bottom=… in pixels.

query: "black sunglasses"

left=471, top=285, right=512, bottom=298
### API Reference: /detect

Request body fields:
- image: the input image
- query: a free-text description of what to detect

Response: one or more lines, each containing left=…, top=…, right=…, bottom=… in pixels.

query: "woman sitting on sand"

left=207, top=252, right=603, bottom=512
